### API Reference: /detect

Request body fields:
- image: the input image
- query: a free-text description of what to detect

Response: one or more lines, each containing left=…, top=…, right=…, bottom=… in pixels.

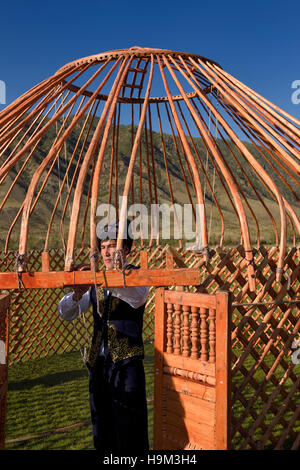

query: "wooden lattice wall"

left=0, top=244, right=299, bottom=449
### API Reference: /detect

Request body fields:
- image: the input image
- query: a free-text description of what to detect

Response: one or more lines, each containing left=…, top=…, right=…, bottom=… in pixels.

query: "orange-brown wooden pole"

left=44, top=98, right=99, bottom=251
left=153, top=288, right=166, bottom=450
left=176, top=100, right=225, bottom=245
left=18, top=61, right=116, bottom=267
left=148, top=104, right=160, bottom=245
left=90, top=57, right=133, bottom=271
left=156, top=102, right=182, bottom=246
left=158, top=55, right=208, bottom=255
left=199, top=59, right=300, bottom=170
left=211, top=63, right=300, bottom=136
left=59, top=100, right=101, bottom=252
left=0, top=268, right=202, bottom=289
left=0, top=62, right=80, bottom=127
left=64, top=57, right=125, bottom=271
left=172, top=55, right=256, bottom=285
left=180, top=55, right=286, bottom=284
left=215, top=291, right=231, bottom=449
left=0, top=64, right=90, bottom=154
left=117, top=55, right=154, bottom=252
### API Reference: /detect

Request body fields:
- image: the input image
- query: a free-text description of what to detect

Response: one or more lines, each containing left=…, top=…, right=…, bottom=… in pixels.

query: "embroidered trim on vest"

left=86, top=329, right=102, bottom=368
left=96, top=286, right=105, bottom=304
left=107, top=323, right=144, bottom=363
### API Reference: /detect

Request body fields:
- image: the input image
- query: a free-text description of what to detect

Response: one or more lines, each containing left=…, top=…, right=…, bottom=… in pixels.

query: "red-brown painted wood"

left=153, top=288, right=231, bottom=450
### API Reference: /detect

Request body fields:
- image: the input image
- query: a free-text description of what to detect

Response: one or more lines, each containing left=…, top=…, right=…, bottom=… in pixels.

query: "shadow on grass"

left=8, top=369, right=87, bottom=391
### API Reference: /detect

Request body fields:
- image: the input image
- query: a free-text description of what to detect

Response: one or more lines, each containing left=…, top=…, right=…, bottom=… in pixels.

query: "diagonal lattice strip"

left=0, top=245, right=299, bottom=449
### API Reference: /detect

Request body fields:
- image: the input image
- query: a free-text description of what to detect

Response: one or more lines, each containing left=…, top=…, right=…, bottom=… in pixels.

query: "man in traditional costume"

left=58, top=220, right=149, bottom=452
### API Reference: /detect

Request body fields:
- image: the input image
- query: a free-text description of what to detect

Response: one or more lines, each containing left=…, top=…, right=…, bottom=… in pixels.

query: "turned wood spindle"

left=166, top=303, right=173, bottom=353
left=200, top=307, right=208, bottom=361
left=190, top=306, right=199, bottom=359
left=173, top=303, right=181, bottom=355
left=182, top=304, right=190, bottom=357
left=208, top=308, right=216, bottom=363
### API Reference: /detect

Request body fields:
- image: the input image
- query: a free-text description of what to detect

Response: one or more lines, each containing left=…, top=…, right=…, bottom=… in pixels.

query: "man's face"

left=100, top=239, right=118, bottom=270
left=100, top=239, right=129, bottom=270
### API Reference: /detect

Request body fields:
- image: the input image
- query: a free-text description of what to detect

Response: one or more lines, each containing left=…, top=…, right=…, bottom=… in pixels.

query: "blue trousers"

left=89, top=354, right=149, bottom=453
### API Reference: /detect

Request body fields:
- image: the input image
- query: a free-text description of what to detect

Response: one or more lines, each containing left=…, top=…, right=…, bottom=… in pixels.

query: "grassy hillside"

left=1, top=113, right=298, bottom=250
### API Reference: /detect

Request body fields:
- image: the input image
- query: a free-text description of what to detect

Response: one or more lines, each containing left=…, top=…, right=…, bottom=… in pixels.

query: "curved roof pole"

left=212, top=64, right=300, bottom=130
left=148, top=105, right=160, bottom=246
left=187, top=99, right=243, bottom=247
left=217, top=95, right=299, bottom=242
left=211, top=65, right=300, bottom=148
left=0, top=64, right=79, bottom=131
left=166, top=55, right=255, bottom=290
left=194, top=57, right=293, bottom=279
left=0, top=64, right=89, bottom=156
left=176, top=100, right=225, bottom=248
left=116, top=55, right=154, bottom=260
left=143, top=116, right=155, bottom=247
left=158, top=55, right=209, bottom=259
left=43, top=98, right=98, bottom=254
left=194, top=99, right=261, bottom=247
left=156, top=102, right=182, bottom=248
left=14, top=60, right=115, bottom=270
left=202, top=62, right=300, bottom=171
left=179, top=55, right=287, bottom=284
left=64, top=57, right=127, bottom=271
left=0, top=87, right=59, bottom=163
left=165, top=103, right=197, bottom=221
left=89, top=56, right=134, bottom=273
left=60, top=100, right=101, bottom=254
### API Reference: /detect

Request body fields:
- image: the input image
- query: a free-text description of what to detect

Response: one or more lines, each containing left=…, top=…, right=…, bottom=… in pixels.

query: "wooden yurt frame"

left=0, top=47, right=299, bottom=449
left=0, top=243, right=299, bottom=450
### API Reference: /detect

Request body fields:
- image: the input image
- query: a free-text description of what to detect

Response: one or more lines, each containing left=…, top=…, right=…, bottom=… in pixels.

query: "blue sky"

left=0, top=0, right=299, bottom=118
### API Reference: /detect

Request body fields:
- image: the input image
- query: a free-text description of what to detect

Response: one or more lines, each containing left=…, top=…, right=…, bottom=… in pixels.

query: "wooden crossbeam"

left=0, top=267, right=202, bottom=289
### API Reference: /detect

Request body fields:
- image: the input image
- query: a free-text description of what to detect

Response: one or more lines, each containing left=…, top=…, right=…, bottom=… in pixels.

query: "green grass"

left=4, top=342, right=299, bottom=450
left=5, top=343, right=155, bottom=450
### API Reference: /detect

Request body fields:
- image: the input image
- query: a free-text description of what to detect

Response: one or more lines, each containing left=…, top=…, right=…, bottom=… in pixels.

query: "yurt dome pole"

left=115, top=55, right=154, bottom=264
left=157, top=55, right=208, bottom=258
left=178, top=53, right=299, bottom=277
left=214, top=64, right=300, bottom=131
left=90, top=56, right=135, bottom=270
left=199, top=59, right=300, bottom=172
left=17, top=59, right=120, bottom=267
left=219, top=100, right=295, bottom=245
left=177, top=55, right=295, bottom=282
left=0, top=64, right=92, bottom=155
left=163, top=54, right=256, bottom=288
left=0, top=47, right=299, bottom=292
left=198, top=98, right=279, bottom=248
left=65, top=57, right=128, bottom=272
left=44, top=99, right=101, bottom=254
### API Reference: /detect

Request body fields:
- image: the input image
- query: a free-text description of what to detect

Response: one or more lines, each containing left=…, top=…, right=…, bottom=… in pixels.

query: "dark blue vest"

left=87, top=281, right=146, bottom=369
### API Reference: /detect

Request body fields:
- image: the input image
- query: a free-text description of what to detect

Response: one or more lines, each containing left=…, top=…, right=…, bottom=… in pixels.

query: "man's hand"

left=72, top=264, right=90, bottom=301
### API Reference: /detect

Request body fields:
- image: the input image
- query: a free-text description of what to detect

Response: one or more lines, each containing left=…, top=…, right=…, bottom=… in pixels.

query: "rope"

left=241, top=249, right=256, bottom=269
left=90, top=251, right=102, bottom=318
left=72, top=270, right=90, bottom=375
left=113, top=249, right=127, bottom=287
left=14, top=253, right=27, bottom=289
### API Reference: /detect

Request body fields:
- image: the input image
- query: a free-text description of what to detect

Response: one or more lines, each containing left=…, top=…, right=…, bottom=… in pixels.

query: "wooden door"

left=0, top=293, right=10, bottom=450
left=153, top=288, right=231, bottom=450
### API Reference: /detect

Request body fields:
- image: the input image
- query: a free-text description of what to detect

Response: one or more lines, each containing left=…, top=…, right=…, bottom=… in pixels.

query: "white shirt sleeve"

left=58, top=289, right=91, bottom=321
left=110, top=286, right=150, bottom=309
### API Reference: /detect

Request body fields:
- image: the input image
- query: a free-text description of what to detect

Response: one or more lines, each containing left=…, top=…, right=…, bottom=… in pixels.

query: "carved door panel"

left=153, top=288, right=231, bottom=450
